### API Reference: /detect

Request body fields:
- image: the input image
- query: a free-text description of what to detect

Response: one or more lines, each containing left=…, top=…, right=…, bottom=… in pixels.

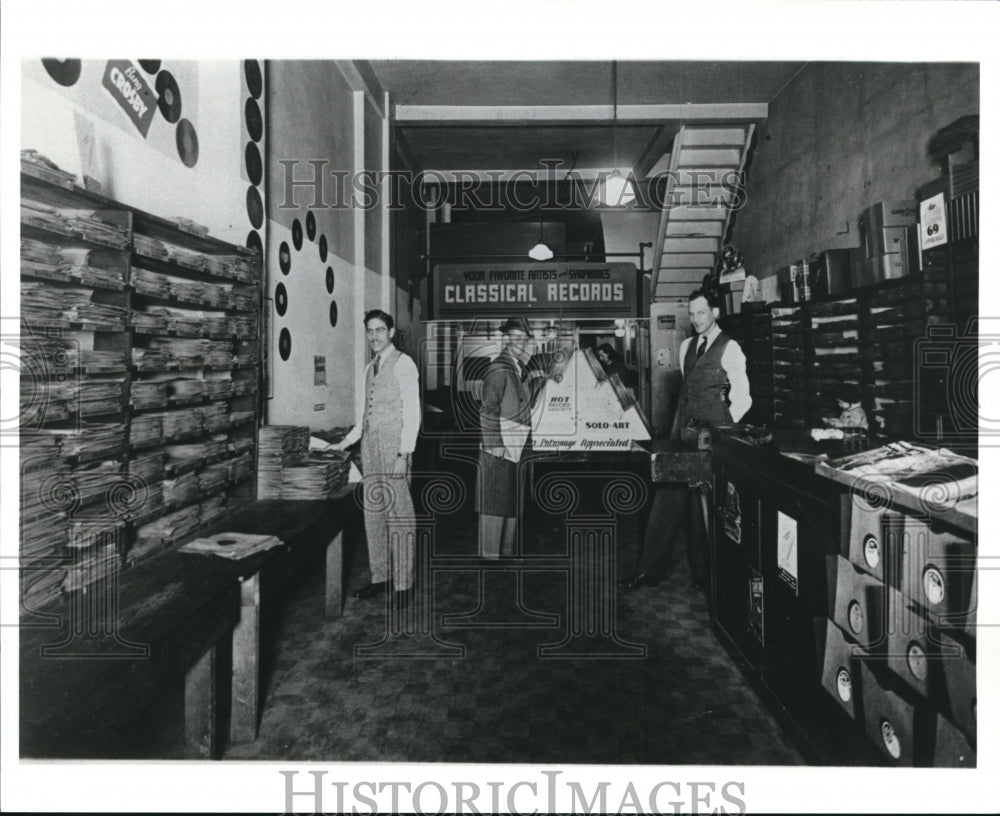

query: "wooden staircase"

left=650, top=124, right=755, bottom=301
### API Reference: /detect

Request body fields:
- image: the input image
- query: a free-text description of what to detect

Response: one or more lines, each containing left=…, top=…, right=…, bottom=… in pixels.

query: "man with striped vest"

left=334, top=309, right=421, bottom=607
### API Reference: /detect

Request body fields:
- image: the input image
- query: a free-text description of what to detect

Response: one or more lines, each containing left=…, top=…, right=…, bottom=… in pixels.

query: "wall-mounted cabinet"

left=19, top=171, right=262, bottom=611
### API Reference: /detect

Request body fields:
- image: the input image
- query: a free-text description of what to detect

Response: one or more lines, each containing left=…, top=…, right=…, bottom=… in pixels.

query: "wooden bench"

left=19, top=489, right=361, bottom=757
left=19, top=548, right=240, bottom=759
left=195, top=488, right=360, bottom=743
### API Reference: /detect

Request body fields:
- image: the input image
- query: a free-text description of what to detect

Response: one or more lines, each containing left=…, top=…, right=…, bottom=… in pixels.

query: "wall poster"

left=777, top=510, right=798, bottom=594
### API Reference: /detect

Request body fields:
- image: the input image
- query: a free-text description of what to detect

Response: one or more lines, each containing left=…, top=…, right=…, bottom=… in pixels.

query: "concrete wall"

left=732, top=62, right=979, bottom=281
left=265, top=61, right=392, bottom=430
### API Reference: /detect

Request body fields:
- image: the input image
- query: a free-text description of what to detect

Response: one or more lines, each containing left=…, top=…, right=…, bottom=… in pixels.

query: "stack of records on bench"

left=257, top=425, right=350, bottom=499
left=278, top=449, right=351, bottom=499
left=257, top=425, right=310, bottom=498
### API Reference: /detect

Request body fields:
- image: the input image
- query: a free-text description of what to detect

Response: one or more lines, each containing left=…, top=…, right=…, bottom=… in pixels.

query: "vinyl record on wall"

left=175, top=119, right=199, bottom=168
left=278, top=328, right=292, bottom=361
left=275, top=283, right=288, bottom=316
left=155, top=71, right=182, bottom=123
left=292, top=219, right=303, bottom=250
left=306, top=211, right=317, bottom=241
left=139, top=60, right=162, bottom=74
left=246, top=230, right=263, bottom=257
left=279, top=241, right=291, bottom=275
left=325, top=266, right=334, bottom=294
left=245, top=141, right=263, bottom=186
left=41, top=58, right=81, bottom=87
left=244, top=60, right=263, bottom=100
left=319, top=235, right=328, bottom=262
left=329, top=301, right=338, bottom=328
left=245, top=97, right=263, bottom=142
left=246, top=186, right=264, bottom=229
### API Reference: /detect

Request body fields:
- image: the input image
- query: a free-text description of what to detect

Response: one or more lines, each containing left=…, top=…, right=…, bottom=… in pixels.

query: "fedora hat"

left=499, top=316, right=532, bottom=337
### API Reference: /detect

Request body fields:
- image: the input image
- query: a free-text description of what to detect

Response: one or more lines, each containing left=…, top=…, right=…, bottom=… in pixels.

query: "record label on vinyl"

left=155, top=70, right=182, bottom=123
left=279, top=241, right=291, bottom=275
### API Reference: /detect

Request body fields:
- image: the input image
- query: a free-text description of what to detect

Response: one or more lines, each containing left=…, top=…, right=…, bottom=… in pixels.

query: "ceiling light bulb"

left=603, top=171, right=635, bottom=207
left=528, top=242, right=554, bottom=261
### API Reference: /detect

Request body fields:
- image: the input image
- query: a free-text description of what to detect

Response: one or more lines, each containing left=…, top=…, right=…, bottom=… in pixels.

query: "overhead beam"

left=395, top=102, right=768, bottom=125
left=411, top=167, right=641, bottom=183
left=335, top=60, right=385, bottom=117
left=633, top=125, right=676, bottom=179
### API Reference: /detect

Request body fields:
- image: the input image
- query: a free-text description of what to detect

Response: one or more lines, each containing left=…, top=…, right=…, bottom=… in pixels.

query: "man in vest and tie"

left=333, top=309, right=421, bottom=607
left=622, top=288, right=751, bottom=591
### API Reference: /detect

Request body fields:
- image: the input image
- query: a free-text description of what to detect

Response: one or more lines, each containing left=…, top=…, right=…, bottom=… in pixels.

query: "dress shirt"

left=338, top=347, right=421, bottom=453
left=679, top=323, right=752, bottom=422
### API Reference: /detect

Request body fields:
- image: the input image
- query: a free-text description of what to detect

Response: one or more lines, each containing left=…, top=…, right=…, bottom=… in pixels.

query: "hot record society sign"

left=433, top=262, right=637, bottom=319
left=530, top=348, right=650, bottom=452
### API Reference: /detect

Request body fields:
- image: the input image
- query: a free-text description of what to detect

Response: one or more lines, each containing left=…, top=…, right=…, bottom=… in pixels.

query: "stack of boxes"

left=820, top=500, right=976, bottom=766
left=851, top=200, right=921, bottom=289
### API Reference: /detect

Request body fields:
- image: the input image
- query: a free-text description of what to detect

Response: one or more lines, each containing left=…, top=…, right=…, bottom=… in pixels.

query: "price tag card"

left=920, top=192, right=948, bottom=250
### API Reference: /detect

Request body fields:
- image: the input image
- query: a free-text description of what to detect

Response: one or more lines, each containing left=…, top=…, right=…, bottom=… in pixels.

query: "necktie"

left=696, top=336, right=707, bottom=359
left=373, top=356, right=380, bottom=376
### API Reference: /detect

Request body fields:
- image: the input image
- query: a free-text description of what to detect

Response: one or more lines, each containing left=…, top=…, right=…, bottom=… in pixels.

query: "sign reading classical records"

left=530, top=348, right=650, bottom=452
left=101, top=60, right=157, bottom=136
left=432, top=262, right=637, bottom=319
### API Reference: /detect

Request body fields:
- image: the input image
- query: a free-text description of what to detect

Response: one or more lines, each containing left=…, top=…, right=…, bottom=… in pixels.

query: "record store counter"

left=709, top=427, right=978, bottom=767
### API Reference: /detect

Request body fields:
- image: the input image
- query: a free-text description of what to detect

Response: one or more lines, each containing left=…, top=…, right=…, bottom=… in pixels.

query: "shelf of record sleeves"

left=20, top=159, right=262, bottom=606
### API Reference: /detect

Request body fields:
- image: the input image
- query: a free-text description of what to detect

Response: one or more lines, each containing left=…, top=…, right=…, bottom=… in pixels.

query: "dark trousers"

left=637, top=484, right=709, bottom=581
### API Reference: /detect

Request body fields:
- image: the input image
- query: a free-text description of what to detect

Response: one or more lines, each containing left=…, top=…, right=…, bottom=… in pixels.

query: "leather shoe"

left=623, top=572, right=660, bottom=590
left=393, top=588, right=413, bottom=608
left=352, top=581, right=388, bottom=600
